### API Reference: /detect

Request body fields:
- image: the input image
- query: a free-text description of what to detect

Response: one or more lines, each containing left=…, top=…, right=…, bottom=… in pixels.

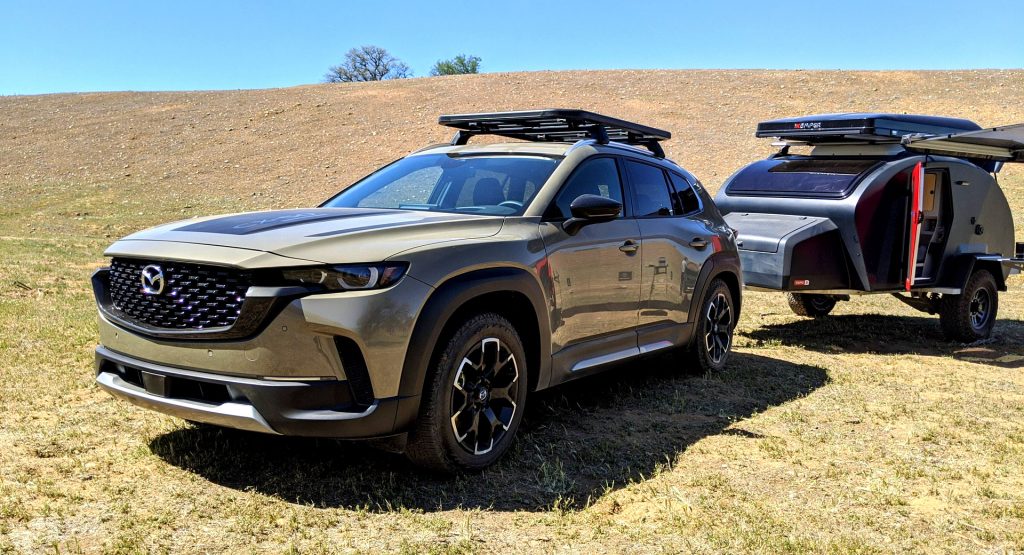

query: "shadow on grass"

left=150, top=352, right=826, bottom=512
left=741, top=314, right=1024, bottom=368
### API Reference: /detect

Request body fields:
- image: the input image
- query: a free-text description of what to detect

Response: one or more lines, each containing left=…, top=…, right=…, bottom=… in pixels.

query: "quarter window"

left=669, top=173, right=701, bottom=215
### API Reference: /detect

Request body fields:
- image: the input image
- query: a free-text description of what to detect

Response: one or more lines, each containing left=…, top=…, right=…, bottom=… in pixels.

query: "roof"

left=757, top=112, right=982, bottom=142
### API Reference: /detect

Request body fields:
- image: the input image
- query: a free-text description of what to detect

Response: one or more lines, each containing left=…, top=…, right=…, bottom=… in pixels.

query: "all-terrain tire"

left=940, top=269, right=998, bottom=342
left=786, top=293, right=837, bottom=318
left=684, top=279, right=735, bottom=374
left=405, top=313, right=528, bottom=473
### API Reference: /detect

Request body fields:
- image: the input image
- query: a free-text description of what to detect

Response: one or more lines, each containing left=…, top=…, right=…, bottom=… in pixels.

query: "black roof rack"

left=438, top=109, right=671, bottom=157
left=756, top=112, right=981, bottom=144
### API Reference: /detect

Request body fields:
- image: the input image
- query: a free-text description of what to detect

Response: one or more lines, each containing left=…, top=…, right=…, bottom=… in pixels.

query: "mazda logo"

left=140, top=265, right=166, bottom=295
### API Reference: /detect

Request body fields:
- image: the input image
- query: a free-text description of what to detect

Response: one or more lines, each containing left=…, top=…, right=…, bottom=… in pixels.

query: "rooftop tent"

left=756, top=113, right=1023, bottom=172
left=755, top=113, right=982, bottom=142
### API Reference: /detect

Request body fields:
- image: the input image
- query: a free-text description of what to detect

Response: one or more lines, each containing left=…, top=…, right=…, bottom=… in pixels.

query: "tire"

left=940, top=269, right=998, bottom=342
left=406, top=313, right=528, bottom=473
left=684, top=278, right=735, bottom=373
left=786, top=293, right=837, bottom=318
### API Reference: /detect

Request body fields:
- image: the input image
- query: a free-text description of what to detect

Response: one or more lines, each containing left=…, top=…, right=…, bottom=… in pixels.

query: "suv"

left=92, top=109, right=741, bottom=472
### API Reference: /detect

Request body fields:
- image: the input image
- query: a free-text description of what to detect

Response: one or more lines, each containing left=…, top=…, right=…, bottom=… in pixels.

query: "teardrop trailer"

left=715, top=113, right=1024, bottom=341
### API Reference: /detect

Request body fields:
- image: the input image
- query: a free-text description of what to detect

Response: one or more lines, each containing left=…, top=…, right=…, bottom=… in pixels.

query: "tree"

left=324, top=46, right=411, bottom=82
left=430, top=54, right=481, bottom=76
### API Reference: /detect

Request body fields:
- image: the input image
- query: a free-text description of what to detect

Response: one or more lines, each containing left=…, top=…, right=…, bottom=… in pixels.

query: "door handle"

left=619, top=240, right=639, bottom=254
left=689, top=238, right=708, bottom=249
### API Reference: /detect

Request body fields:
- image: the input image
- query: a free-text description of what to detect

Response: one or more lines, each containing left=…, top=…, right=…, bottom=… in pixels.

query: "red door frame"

left=905, top=161, right=924, bottom=291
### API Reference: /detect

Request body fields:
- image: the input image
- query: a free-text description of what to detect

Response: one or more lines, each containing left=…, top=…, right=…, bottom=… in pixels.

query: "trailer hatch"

left=903, top=123, right=1024, bottom=162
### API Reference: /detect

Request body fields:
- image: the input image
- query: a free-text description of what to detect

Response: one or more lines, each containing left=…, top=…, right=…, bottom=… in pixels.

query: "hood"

left=107, top=208, right=504, bottom=265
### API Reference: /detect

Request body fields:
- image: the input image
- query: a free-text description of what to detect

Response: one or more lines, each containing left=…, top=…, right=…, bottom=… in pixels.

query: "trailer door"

left=905, top=162, right=925, bottom=290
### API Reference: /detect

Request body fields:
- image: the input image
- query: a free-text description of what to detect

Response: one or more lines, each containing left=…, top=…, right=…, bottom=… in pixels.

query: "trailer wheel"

left=786, top=293, right=836, bottom=318
left=940, top=269, right=998, bottom=342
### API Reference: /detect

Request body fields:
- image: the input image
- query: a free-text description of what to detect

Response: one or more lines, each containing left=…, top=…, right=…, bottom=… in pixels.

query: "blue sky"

left=1, top=0, right=1021, bottom=95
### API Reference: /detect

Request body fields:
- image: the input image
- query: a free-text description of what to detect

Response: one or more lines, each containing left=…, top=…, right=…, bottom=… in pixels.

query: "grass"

left=2, top=178, right=1022, bottom=554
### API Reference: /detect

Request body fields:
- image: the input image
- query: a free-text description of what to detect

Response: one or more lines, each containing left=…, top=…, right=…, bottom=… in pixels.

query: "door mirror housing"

left=563, top=194, right=622, bottom=235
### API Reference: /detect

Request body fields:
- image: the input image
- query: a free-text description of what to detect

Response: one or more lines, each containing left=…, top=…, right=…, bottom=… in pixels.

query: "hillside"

left=3, top=70, right=1022, bottom=208
left=2, top=71, right=1024, bottom=553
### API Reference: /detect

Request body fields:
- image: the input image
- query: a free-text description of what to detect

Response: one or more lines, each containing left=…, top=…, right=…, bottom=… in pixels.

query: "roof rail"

left=438, top=109, right=670, bottom=158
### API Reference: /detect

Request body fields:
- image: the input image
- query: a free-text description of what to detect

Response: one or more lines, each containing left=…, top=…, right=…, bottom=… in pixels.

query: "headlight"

left=282, top=263, right=408, bottom=291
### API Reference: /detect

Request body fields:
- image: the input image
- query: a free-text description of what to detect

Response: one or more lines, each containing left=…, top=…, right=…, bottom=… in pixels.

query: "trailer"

left=716, top=113, right=1024, bottom=341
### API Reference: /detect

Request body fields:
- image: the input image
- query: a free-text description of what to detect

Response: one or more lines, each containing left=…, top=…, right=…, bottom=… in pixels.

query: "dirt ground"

left=1, top=70, right=1023, bottom=553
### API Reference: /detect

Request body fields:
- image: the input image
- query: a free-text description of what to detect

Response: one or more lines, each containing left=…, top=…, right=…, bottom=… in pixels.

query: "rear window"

left=726, top=158, right=880, bottom=198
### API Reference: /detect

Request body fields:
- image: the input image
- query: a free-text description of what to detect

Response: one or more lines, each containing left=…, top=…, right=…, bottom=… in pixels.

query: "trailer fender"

left=939, top=254, right=1007, bottom=292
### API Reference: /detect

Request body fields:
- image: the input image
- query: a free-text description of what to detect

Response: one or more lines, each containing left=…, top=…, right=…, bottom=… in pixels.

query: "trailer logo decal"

left=793, top=279, right=810, bottom=287
left=794, top=122, right=822, bottom=130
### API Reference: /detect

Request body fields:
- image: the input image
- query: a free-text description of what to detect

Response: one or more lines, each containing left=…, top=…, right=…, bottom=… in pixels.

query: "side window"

left=549, top=157, right=624, bottom=219
left=669, top=172, right=701, bottom=215
left=625, top=160, right=673, bottom=217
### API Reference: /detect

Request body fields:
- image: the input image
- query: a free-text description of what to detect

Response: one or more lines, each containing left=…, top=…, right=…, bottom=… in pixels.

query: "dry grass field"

left=1, top=70, right=1023, bottom=553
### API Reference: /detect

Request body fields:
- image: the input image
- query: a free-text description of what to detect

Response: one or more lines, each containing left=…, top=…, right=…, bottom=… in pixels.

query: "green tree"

left=430, top=54, right=482, bottom=76
left=324, top=46, right=411, bottom=82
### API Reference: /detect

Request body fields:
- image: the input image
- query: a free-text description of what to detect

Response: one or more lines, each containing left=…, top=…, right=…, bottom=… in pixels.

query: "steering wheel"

left=498, top=200, right=523, bottom=209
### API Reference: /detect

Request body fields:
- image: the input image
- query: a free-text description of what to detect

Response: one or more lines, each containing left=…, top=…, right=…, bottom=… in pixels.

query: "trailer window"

left=726, top=158, right=880, bottom=198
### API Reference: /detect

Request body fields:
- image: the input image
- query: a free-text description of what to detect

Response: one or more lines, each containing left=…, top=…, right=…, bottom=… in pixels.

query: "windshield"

left=726, top=158, right=881, bottom=198
left=322, top=153, right=561, bottom=216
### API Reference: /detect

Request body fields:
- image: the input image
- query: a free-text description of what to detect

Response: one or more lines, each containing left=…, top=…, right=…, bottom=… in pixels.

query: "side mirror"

left=563, top=194, right=622, bottom=235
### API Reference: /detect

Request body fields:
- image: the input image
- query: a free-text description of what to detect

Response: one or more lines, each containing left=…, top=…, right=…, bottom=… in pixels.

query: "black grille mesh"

left=108, top=258, right=252, bottom=330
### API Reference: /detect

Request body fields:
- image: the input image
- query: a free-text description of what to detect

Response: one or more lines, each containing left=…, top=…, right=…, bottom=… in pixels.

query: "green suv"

left=92, top=110, right=742, bottom=472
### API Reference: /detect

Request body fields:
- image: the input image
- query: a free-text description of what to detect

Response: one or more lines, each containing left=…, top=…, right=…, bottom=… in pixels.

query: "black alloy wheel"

left=449, top=337, right=520, bottom=455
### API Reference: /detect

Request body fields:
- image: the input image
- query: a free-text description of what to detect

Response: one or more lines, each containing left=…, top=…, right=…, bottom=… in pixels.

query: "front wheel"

left=406, top=313, right=527, bottom=473
left=684, top=278, right=735, bottom=373
left=940, top=269, right=998, bottom=342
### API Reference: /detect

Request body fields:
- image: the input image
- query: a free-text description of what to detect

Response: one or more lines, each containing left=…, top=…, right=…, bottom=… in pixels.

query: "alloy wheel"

left=704, top=293, right=732, bottom=364
left=449, top=337, right=520, bottom=455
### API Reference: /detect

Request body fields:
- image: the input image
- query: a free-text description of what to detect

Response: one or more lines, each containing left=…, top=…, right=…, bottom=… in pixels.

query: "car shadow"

left=149, top=352, right=827, bottom=512
left=740, top=314, right=1024, bottom=368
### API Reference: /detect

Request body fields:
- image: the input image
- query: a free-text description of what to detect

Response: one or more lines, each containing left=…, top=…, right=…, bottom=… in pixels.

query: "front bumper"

left=95, top=346, right=404, bottom=438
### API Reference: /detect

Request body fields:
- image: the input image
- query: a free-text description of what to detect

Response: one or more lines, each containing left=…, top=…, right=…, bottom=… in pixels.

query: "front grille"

left=108, top=258, right=252, bottom=330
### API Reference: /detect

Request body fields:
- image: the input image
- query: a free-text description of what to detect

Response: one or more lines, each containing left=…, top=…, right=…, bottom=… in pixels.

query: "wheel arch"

left=685, top=252, right=743, bottom=345
left=939, top=254, right=1007, bottom=292
left=393, top=267, right=551, bottom=432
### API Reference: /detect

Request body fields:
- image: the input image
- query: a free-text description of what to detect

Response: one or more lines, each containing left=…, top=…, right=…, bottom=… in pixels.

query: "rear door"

left=622, top=159, right=711, bottom=351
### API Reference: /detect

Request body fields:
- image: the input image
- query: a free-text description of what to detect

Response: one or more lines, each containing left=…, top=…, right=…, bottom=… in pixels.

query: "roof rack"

left=438, top=109, right=671, bottom=158
left=756, top=113, right=981, bottom=144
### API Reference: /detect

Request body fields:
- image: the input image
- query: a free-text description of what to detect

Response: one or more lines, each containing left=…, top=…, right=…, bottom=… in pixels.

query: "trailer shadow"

left=741, top=314, right=1024, bottom=368
left=149, top=352, right=827, bottom=512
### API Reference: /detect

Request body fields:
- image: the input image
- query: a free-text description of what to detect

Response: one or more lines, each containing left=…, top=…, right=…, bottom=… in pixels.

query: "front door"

left=540, top=157, right=641, bottom=362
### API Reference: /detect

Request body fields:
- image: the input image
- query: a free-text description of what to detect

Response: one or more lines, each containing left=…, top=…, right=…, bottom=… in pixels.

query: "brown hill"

left=2, top=70, right=1022, bottom=211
